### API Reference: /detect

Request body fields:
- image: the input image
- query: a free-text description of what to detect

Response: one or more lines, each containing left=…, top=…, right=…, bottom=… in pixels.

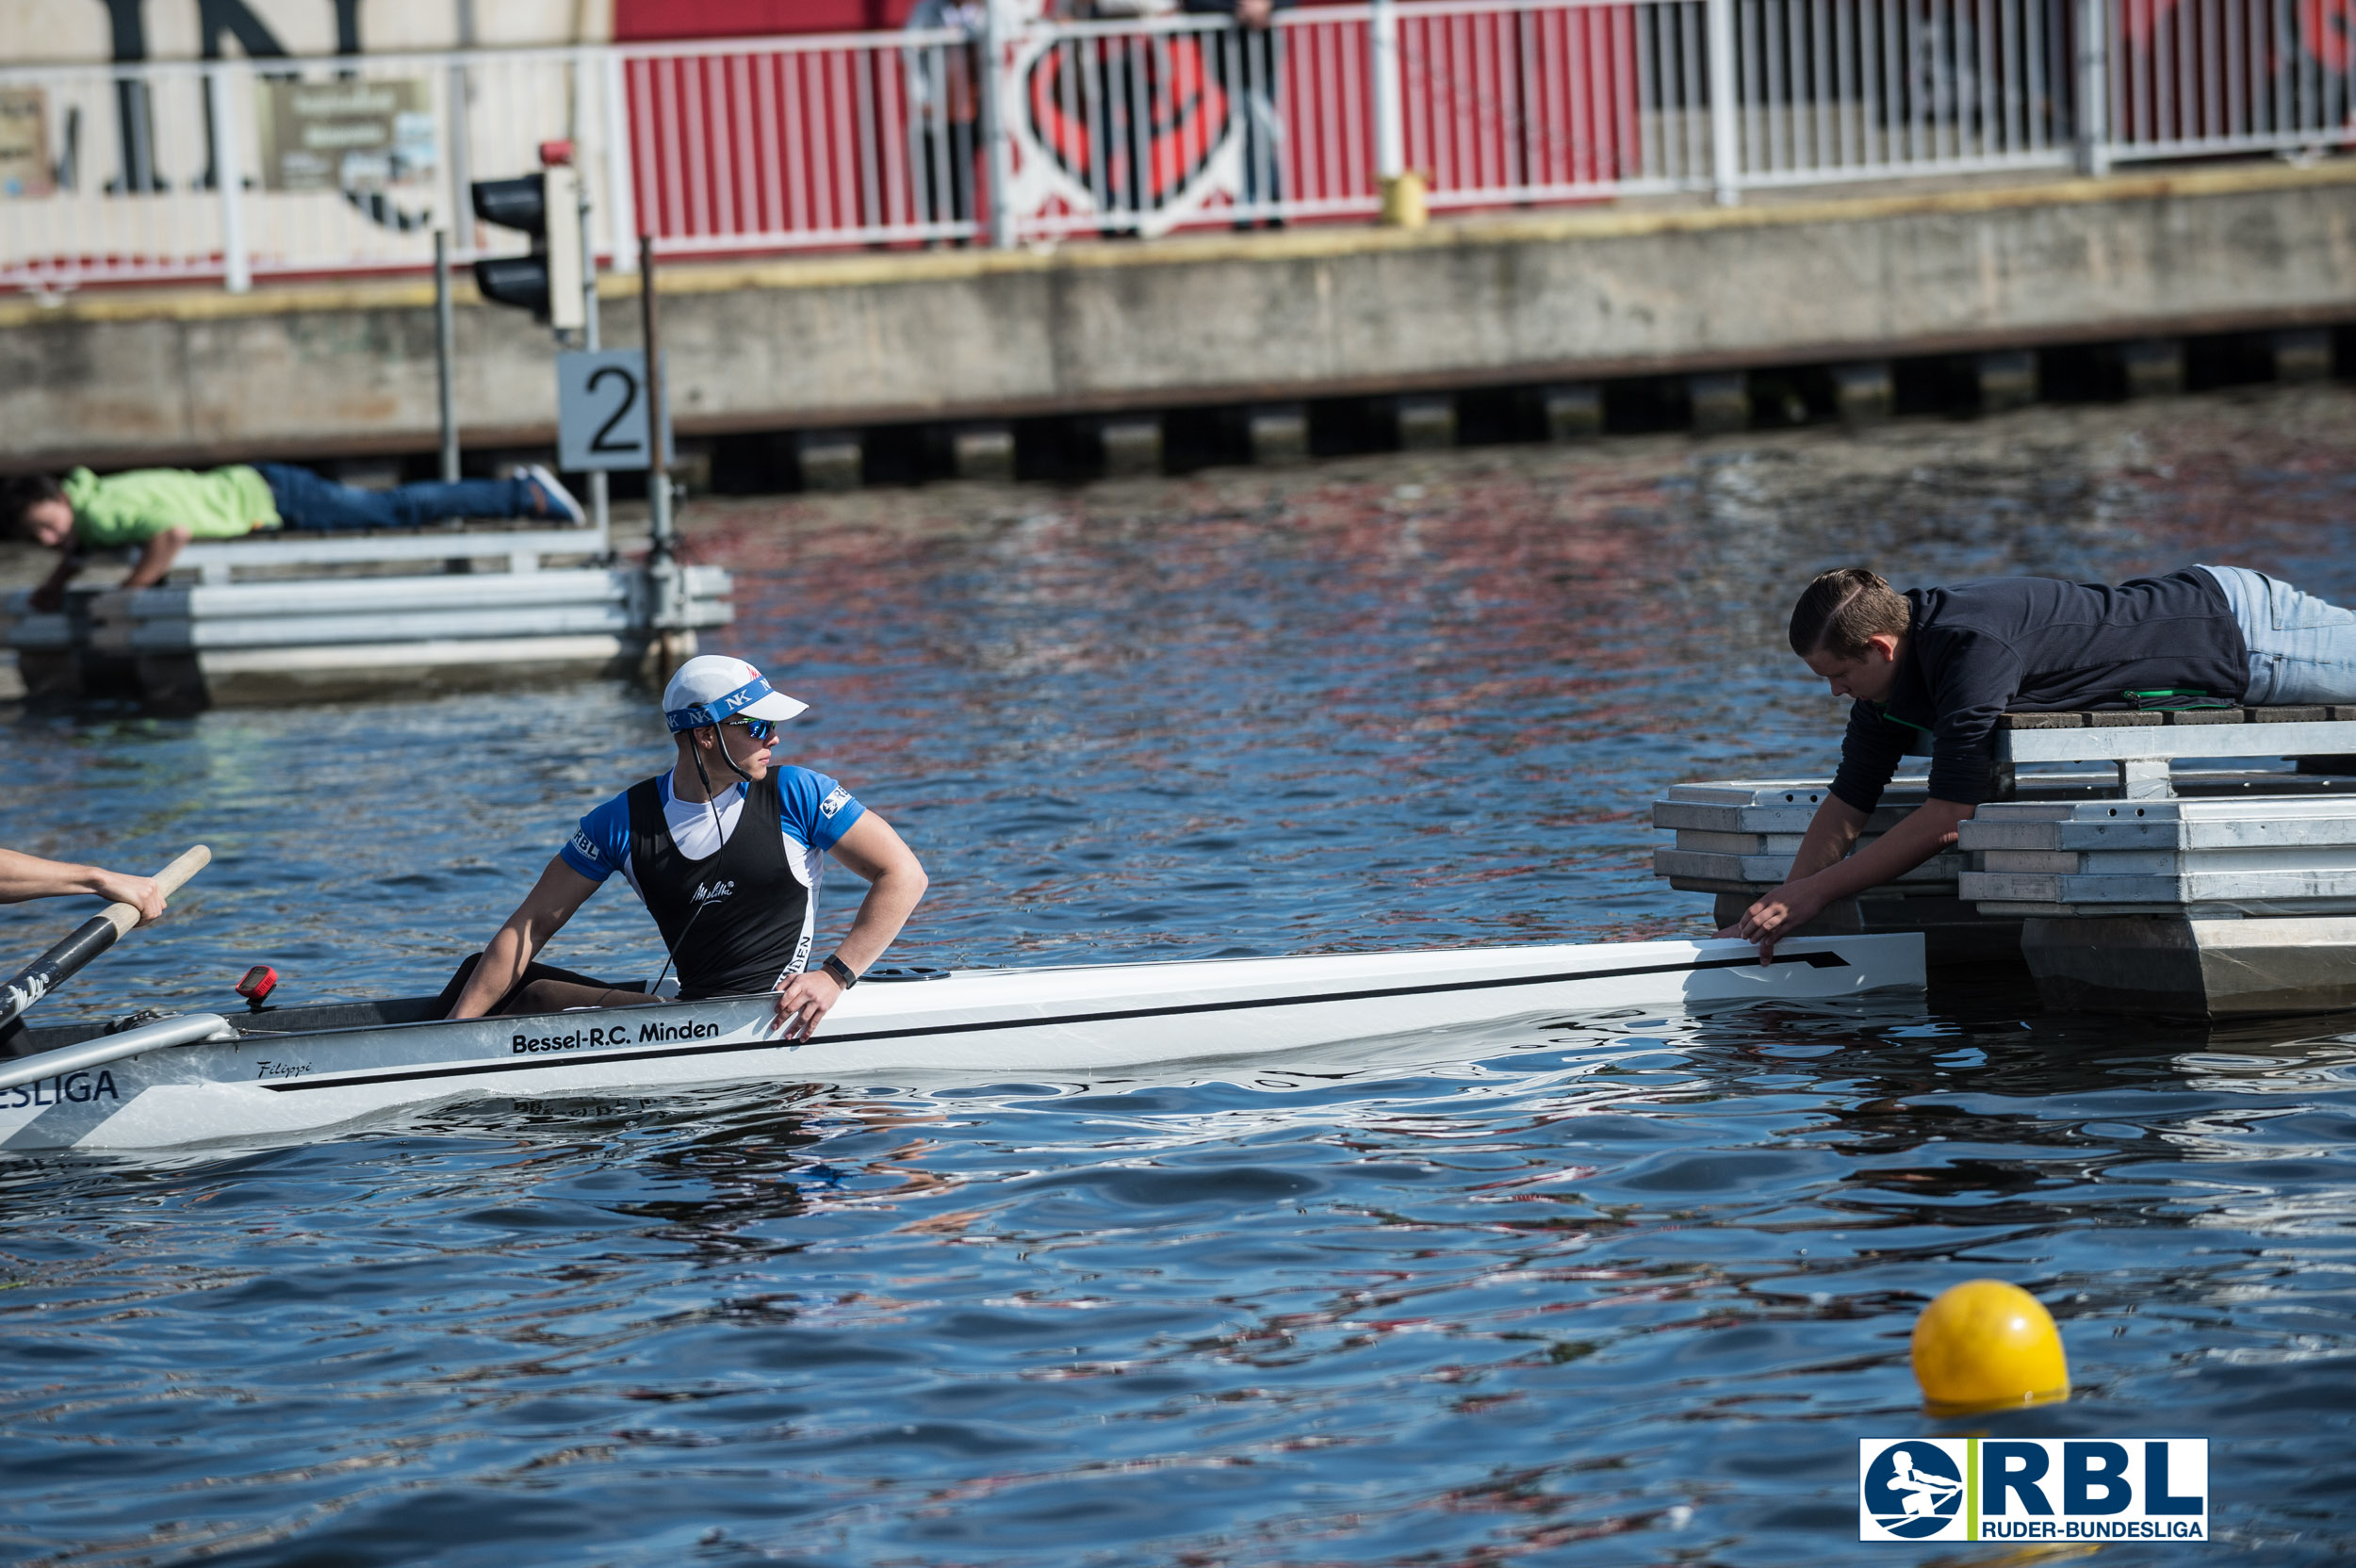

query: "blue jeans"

left=254, top=463, right=540, bottom=531
left=2199, top=564, right=2356, bottom=705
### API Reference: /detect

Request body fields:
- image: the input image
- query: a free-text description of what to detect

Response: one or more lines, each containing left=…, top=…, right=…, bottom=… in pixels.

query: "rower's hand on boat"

left=772, top=968, right=845, bottom=1040
left=1718, top=880, right=1824, bottom=963
left=91, top=871, right=168, bottom=926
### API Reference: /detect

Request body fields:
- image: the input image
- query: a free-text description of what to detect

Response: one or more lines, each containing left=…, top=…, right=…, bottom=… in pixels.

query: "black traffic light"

left=469, top=165, right=583, bottom=328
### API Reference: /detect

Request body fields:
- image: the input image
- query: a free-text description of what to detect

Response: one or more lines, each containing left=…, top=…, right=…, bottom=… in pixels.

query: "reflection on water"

left=5, top=389, right=2356, bottom=1562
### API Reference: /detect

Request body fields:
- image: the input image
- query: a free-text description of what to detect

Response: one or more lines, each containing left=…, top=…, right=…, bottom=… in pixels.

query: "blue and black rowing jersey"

left=559, top=766, right=865, bottom=998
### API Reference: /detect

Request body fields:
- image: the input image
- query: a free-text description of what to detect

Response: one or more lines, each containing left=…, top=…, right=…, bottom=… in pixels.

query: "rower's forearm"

left=1800, top=805, right=1969, bottom=904
left=1787, top=798, right=1869, bottom=882
left=450, top=924, right=535, bottom=1019
left=0, top=849, right=106, bottom=904
left=830, top=868, right=928, bottom=974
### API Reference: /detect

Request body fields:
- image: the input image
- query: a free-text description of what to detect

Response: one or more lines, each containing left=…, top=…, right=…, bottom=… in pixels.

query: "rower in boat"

left=443, top=656, right=927, bottom=1039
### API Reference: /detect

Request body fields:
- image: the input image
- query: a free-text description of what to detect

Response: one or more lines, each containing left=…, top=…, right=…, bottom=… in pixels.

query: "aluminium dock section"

left=1972, top=709, right=2356, bottom=1016
left=1657, top=709, right=2356, bottom=1008
left=1654, top=776, right=2004, bottom=966
left=2, top=526, right=731, bottom=709
left=1654, top=768, right=2356, bottom=968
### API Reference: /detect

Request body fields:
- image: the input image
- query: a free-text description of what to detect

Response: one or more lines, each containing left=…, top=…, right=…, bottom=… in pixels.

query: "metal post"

left=1369, top=0, right=1424, bottom=227
left=979, top=0, right=1018, bottom=249
left=639, top=233, right=672, bottom=560
left=579, top=158, right=610, bottom=551
left=635, top=230, right=685, bottom=667
left=601, top=46, right=638, bottom=274
left=434, top=230, right=460, bottom=482
left=1371, top=0, right=1404, bottom=180
left=1704, top=0, right=1741, bottom=205
left=2074, top=0, right=2111, bottom=175
left=446, top=50, right=475, bottom=253
left=208, top=63, right=250, bottom=293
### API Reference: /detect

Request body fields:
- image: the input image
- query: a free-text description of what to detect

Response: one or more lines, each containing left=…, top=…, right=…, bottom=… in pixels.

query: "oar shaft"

left=0, top=845, right=210, bottom=1031
left=0, top=916, right=120, bottom=1032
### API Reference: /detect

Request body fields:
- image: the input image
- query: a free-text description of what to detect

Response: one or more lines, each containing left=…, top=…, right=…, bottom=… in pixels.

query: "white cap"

left=661, top=655, right=810, bottom=733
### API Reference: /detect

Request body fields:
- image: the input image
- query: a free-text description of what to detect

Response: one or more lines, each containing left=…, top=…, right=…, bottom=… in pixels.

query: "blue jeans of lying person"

left=254, top=463, right=542, bottom=531
left=2198, top=564, right=2356, bottom=705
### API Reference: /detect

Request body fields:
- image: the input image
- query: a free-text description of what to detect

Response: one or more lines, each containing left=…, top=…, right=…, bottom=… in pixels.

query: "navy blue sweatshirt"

left=1829, top=570, right=2249, bottom=810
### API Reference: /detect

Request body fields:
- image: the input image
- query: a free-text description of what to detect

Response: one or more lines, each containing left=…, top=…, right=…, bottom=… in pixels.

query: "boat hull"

left=0, top=935, right=1921, bottom=1151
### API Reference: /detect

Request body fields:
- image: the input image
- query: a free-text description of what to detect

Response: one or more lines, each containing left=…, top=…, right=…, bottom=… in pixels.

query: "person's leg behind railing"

left=1240, top=22, right=1284, bottom=223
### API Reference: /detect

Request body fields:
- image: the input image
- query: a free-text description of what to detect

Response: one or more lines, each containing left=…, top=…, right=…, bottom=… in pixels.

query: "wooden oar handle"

left=101, top=844, right=210, bottom=937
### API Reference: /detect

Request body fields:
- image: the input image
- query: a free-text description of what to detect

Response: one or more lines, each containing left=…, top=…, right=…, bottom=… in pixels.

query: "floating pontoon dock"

left=3, top=525, right=729, bottom=709
left=1656, top=707, right=2356, bottom=1017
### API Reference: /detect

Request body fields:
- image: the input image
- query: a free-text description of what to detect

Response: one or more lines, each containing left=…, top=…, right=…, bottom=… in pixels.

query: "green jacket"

left=64, top=465, right=280, bottom=549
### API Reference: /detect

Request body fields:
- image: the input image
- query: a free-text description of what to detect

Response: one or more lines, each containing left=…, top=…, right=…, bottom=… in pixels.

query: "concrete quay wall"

left=6, top=162, right=2356, bottom=471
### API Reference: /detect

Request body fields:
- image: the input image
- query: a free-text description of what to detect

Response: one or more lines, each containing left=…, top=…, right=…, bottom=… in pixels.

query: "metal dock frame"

left=3, top=527, right=731, bottom=708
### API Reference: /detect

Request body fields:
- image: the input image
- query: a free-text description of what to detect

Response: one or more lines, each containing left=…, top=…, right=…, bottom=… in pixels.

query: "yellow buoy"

left=1910, top=1280, right=2070, bottom=1413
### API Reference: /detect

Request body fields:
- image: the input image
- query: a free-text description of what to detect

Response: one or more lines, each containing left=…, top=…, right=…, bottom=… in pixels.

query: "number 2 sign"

left=556, top=349, right=674, bottom=472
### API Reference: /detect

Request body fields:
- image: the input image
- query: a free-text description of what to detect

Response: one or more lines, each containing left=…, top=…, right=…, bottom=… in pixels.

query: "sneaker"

left=523, top=464, right=586, bottom=526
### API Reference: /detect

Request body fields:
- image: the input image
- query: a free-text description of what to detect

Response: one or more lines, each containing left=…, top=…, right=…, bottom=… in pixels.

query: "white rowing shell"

left=0, top=934, right=1921, bottom=1152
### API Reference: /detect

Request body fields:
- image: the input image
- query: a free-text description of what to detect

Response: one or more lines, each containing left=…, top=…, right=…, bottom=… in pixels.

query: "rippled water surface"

left=6, top=390, right=2356, bottom=1564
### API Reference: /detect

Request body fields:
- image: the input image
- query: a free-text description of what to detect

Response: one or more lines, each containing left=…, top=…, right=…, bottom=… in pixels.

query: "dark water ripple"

left=5, top=390, right=2356, bottom=1563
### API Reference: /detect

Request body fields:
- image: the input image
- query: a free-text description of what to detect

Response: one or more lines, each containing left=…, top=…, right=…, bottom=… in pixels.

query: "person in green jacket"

left=6, top=460, right=584, bottom=610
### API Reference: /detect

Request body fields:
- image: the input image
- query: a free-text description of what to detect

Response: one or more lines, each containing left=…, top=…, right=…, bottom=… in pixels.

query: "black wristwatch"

left=820, top=954, right=858, bottom=989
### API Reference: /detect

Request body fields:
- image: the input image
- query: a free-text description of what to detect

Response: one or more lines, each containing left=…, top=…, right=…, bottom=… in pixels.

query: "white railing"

left=1399, top=0, right=1705, bottom=204
left=2102, top=0, right=2356, bottom=160
left=619, top=27, right=982, bottom=254
left=2, top=0, right=2351, bottom=295
left=1718, top=0, right=2076, bottom=187
left=999, top=9, right=1371, bottom=235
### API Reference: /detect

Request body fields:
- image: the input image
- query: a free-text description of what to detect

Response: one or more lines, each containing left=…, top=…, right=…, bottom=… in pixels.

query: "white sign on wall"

left=254, top=77, right=434, bottom=193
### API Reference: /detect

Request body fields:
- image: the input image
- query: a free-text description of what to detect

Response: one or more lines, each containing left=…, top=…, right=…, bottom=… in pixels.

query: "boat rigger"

left=0, top=934, right=1923, bottom=1152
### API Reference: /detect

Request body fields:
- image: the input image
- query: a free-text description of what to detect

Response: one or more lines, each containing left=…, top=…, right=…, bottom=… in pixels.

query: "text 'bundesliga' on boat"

left=0, top=934, right=1922, bottom=1151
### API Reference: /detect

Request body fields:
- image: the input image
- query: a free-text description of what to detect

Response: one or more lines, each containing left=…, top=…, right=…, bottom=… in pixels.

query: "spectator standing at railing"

left=1068, top=0, right=1185, bottom=232
left=906, top=0, right=988, bottom=238
left=1186, top=0, right=1293, bottom=228
left=1055, top=0, right=1288, bottom=233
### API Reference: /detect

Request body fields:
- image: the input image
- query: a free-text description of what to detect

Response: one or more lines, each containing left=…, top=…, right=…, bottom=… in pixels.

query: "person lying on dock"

left=1726, top=564, right=2356, bottom=956
left=0, top=847, right=167, bottom=925
left=6, top=462, right=586, bottom=611
left=443, top=656, right=929, bottom=1040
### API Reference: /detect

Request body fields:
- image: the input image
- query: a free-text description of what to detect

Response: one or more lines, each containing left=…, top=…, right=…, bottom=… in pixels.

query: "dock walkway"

left=2, top=522, right=728, bottom=709
left=1656, top=708, right=2356, bottom=1015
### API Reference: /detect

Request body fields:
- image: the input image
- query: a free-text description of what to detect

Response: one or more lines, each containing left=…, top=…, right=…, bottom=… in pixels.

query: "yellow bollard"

left=1910, top=1280, right=2070, bottom=1413
left=1380, top=171, right=1428, bottom=229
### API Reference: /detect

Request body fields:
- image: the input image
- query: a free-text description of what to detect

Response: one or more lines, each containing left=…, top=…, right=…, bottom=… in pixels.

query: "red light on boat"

left=236, top=965, right=279, bottom=1006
